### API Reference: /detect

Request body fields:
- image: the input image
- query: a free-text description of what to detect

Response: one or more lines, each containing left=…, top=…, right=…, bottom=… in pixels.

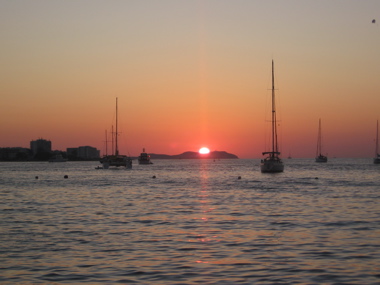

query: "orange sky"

left=1, top=1, right=380, bottom=158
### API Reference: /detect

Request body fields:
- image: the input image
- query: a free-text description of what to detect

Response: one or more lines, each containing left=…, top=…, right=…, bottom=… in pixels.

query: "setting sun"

left=199, top=147, right=210, bottom=154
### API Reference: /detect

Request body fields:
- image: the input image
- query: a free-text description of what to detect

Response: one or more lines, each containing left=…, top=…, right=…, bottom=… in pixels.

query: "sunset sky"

left=1, top=0, right=379, bottom=158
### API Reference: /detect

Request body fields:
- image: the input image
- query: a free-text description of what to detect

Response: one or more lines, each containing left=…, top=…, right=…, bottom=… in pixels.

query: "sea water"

left=0, top=159, right=379, bottom=284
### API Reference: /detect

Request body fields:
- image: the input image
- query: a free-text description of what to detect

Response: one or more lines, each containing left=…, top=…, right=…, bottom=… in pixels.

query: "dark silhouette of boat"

left=99, top=98, right=132, bottom=169
left=138, top=148, right=153, bottom=164
left=261, top=60, right=284, bottom=173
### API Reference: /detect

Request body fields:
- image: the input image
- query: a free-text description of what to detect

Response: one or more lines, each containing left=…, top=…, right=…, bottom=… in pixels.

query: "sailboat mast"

left=271, top=60, right=278, bottom=155
left=105, top=130, right=108, bottom=156
left=115, top=97, right=119, bottom=156
left=317, top=119, right=322, bottom=156
left=111, top=125, right=114, bottom=156
left=376, top=120, right=379, bottom=156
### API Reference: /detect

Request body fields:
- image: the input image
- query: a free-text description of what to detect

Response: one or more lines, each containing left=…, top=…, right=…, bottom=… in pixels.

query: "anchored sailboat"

left=99, top=98, right=132, bottom=169
left=260, top=60, right=284, bottom=173
left=315, top=118, right=328, bottom=163
left=374, top=120, right=380, bottom=164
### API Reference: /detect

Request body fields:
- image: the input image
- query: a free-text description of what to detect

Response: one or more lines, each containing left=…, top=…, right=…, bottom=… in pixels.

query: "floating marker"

left=64, top=175, right=68, bottom=179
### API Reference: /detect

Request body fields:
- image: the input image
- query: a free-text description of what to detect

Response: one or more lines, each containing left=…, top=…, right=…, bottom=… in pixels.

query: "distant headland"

left=149, top=151, right=238, bottom=159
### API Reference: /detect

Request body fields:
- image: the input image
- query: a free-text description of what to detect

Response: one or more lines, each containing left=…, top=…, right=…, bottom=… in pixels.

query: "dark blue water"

left=1, top=159, right=379, bottom=284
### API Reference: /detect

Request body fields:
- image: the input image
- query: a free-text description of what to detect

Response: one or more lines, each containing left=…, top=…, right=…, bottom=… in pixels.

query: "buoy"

left=35, top=176, right=38, bottom=179
left=315, top=177, right=319, bottom=179
left=152, top=175, right=156, bottom=179
left=238, top=176, right=241, bottom=179
left=64, top=175, right=68, bottom=179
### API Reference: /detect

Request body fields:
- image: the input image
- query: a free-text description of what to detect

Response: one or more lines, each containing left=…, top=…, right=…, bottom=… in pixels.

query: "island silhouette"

left=148, top=151, right=238, bottom=159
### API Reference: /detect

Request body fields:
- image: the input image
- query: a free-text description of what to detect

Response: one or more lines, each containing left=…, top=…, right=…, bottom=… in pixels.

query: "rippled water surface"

left=1, top=159, right=379, bottom=284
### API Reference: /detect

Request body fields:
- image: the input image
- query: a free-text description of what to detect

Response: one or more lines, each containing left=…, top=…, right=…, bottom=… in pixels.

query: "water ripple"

left=1, top=159, right=380, bottom=284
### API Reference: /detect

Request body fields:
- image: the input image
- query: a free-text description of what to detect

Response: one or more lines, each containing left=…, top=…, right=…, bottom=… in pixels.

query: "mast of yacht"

left=115, top=97, right=119, bottom=156
left=111, top=125, right=114, bottom=156
left=317, top=119, right=322, bottom=156
left=105, top=130, right=108, bottom=156
left=271, top=60, right=279, bottom=158
left=376, top=120, right=379, bottom=157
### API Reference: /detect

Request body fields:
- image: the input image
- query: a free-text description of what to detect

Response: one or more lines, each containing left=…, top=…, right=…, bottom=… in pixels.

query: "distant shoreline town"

left=0, top=138, right=238, bottom=161
left=0, top=138, right=100, bottom=162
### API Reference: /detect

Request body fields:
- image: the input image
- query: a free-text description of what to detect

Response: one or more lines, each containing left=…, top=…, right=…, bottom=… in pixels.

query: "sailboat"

left=99, top=98, right=132, bottom=169
left=374, top=120, right=380, bottom=164
left=315, top=118, right=328, bottom=163
left=260, top=60, right=284, bottom=173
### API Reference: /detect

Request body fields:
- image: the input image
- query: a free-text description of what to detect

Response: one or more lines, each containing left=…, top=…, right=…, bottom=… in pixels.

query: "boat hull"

left=260, top=158, right=284, bottom=173
left=315, top=155, right=328, bottom=163
left=100, top=155, right=132, bottom=169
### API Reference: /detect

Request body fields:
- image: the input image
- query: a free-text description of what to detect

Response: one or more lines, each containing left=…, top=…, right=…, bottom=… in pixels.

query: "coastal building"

left=77, top=146, right=100, bottom=159
left=30, top=138, right=52, bottom=156
left=0, top=139, right=100, bottom=161
left=66, top=148, right=77, bottom=159
left=67, top=146, right=100, bottom=160
left=0, top=147, right=31, bottom=161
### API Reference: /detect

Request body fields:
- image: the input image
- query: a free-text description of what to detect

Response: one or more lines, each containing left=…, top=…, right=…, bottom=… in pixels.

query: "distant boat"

left=315, top=118, right=328, bottom=163
left=99, top=98, right=132, bottom=169
left=374, top=120, right=380, bottom=164
left=261, top=60, right=284, bottom=173
left=138, top=148, right=153, bottom=165
left=49, top=154, right=67, bottom=162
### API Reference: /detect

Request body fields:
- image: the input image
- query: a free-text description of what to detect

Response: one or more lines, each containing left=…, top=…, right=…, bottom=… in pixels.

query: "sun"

left=199, top=147, right=210, bottom=154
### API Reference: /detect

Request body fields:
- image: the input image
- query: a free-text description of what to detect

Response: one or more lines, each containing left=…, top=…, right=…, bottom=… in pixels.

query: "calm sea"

left=1, top=159, right=379, bottom=284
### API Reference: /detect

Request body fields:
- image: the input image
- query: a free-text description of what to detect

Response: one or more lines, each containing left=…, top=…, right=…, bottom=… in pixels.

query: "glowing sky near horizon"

left=1, top=0, right=380, bottom=158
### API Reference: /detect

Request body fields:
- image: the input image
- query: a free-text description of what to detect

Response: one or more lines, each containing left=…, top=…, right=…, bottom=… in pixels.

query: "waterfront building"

left=30, top=139, right=52, bottom=156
